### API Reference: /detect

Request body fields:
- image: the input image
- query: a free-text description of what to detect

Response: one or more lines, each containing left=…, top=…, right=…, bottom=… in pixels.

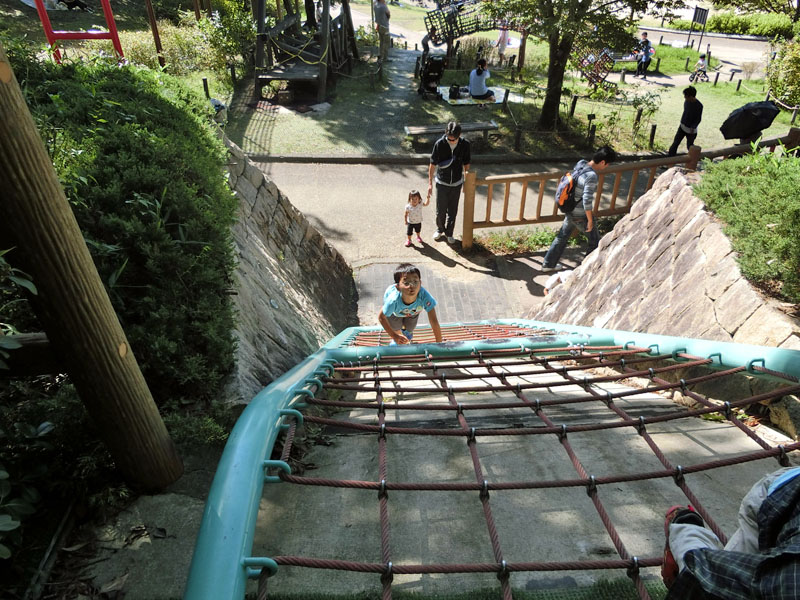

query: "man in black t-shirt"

left=427, top=122, right=471, bottom=244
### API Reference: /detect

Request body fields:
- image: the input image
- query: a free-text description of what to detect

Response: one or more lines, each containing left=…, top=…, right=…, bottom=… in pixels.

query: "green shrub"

left=197, top=0, right=258, bottom=71
left=101, top=18, right=217, bottom=75
left=708, top=11, right=793, bottom=38
left=669, top=19, right=692, bottom=31
left=5, top=42, right=237, bottom=406
left=767, top=39, right=800, bottom=106
left=694, top=150, right=800, bottom=303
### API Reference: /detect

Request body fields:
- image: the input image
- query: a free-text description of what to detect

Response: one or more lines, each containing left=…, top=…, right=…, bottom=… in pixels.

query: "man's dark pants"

left=668, top=127, right=697, bottom=157
left=636, top=59, right=650, bottom=77
left=435, top=182, right=462, bottom=237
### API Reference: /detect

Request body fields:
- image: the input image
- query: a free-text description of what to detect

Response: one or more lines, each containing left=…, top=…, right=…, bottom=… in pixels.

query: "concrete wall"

left=223, top=137, right=357, bottom=403
left=532, top=168, right=800, bottom=437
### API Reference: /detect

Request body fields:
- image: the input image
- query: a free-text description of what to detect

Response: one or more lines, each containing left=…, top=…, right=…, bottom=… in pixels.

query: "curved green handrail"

left=184, top=320, right=800, bottom=599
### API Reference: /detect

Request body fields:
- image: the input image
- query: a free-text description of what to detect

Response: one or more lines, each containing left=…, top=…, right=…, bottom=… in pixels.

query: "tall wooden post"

left=317, top=0, right=330, bottom=102
left=0, top=43, right=183, bottom=491
left=517, top=31, right=527, bottom=70
left=340, top=0, right=359, bottom=59
left=461, top=171, right=477, bottom=250
left=144, top=0, right=165, bottom=68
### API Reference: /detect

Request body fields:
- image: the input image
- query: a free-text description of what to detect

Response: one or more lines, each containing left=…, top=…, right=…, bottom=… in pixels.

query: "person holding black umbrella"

left=668, top=86, right=703, bottom=157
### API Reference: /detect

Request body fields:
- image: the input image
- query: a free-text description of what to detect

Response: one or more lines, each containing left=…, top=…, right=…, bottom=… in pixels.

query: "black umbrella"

left=720, top=101, right=780, bottom=140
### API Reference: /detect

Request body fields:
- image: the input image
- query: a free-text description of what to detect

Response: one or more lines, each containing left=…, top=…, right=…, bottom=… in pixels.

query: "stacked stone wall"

left=533, top=168, right=800, bottom=437
left=223, top=137, right=357, bottom=403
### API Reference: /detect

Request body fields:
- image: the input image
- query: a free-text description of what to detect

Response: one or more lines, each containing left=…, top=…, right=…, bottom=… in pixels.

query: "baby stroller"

left=418, top=54, right=445, bottom=100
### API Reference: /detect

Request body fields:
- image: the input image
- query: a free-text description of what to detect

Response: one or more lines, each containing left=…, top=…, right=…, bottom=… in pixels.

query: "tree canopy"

left=484, top=0, right=684, bottom=129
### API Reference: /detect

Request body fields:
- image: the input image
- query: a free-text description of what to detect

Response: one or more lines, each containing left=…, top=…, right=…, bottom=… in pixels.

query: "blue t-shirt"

left=382, top=284, right=437, bottom=318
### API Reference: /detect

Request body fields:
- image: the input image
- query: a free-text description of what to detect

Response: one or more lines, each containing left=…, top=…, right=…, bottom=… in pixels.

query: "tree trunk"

left=538, top=33, right=572, bottom=129
left=0, top=42, right=183, bottom=492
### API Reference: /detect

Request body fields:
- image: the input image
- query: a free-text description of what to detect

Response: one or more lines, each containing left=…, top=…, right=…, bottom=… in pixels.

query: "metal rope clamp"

left=673, top=465, right=685, bottom=486
left=379, top=423, right=386, bottom=440
left=378, top=479, right=388, bottom=499
left=468, top=427, right=477, bottom=443
left=603, top=391, right=614, bottom=407
left=636, top=415, right=646, bottom=435
left=480, top=479, right=490, bottom=500
left=381, top=561, right=393, bottom=584
left=496, top=559, right=509, bottom=581
left=586, top=475, right=597, bottom=497
left=558, top=424, right=568, bottom=441
left=627, top=556, right=640, bottom=578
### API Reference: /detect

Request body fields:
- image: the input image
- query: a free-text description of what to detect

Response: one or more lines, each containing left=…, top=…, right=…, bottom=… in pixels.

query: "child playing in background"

left=404, top=189, right=428, bottom=247
left=695, top=53, right=707, bottom=75
left=378, top=263, right=443, bottom=344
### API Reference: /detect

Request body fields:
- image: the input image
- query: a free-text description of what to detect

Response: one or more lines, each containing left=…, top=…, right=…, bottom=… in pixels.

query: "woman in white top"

left=468, top=58, right=494, bottom=107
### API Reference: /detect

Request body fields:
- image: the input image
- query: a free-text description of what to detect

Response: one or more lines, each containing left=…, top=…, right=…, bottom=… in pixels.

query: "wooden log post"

left=461, top=171, right=477, bottom=250
left=736, top=79, right=742, bottom=92
left=0, top=42, right=183, bottom=491
left=620, top=70, right=626, bottom=83
left=514, top=127, right=522, bottom=151
left=686, top=145, right=702, bottom=170
left=340, top=0, right=359, bottom=60
left=230, top=64, right=237, bottom=85
left=517, top=31, right=527, bottom=70
left=569, top=94, right=578, bottom=118
left=317, top=0, right=330, bottom=102
left=649, top=123, right=657, bottom=149
left=792, top=108, right=798, bottom=126
left=144, top=0, right=165, bottom=68
left=634, top=107, right=643, bottom=130
left=729, top=71, right=735, bottom=81
left=202, top=77, right=210, bottom=98
left=655, top=57, right=661, bottom=72
left=588, top=123, right=596, bottom=146
left=501, top=88, right=509, bottom=113
left=713, top=72, right=719, bottom=86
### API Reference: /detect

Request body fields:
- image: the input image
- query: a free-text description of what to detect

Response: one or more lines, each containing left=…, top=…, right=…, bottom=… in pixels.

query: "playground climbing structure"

left=185, top=320, right=800, bottom=599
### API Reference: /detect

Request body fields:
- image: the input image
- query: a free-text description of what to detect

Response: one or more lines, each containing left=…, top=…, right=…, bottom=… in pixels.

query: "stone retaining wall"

left=223, top=137, right=357, bottom=403
left=532, top=168, right=800, bottom=437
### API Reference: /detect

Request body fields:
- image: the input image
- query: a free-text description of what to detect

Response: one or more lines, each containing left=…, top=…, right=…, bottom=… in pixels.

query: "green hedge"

left=668, top=12, right=793, bottom=38
left=5, top=40, right=237, bottom=406
left=694, top=150, right=800, bottom=303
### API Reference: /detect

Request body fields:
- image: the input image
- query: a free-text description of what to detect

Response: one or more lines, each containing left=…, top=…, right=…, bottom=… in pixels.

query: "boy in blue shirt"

left=378, top=263, right=442, bottom=344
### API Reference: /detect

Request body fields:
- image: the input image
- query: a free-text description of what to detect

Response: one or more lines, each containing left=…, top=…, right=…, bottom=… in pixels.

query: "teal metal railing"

left=183, top=319, right=800, bottom=600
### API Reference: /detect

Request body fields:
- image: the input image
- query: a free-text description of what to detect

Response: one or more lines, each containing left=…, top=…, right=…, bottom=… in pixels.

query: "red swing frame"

left=33, top=0, right=124, bottom=63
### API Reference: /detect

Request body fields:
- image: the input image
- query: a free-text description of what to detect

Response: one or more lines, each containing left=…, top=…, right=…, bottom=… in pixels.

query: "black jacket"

left=430, top=136, right=471, bottom=185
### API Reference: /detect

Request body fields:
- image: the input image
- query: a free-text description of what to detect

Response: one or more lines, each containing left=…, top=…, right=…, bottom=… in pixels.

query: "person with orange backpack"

left=540, top=146, right=617, bottom=272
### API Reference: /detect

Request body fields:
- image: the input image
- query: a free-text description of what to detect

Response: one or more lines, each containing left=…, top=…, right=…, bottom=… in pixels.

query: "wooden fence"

left=461, top=127, right=800, bottom=249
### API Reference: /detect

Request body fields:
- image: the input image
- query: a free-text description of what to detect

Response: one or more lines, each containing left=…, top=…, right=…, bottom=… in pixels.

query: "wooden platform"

left=256, top=61, right=320, bottom=83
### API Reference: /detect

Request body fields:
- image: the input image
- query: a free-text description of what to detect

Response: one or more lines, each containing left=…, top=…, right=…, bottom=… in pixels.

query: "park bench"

left=404, top=120, right=499, bottom=143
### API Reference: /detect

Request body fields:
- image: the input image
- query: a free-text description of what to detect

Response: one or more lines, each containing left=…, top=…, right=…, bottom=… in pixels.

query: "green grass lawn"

left=349, top=0, right=429, bottom=33
left=565, top=76, right=793, bottom=152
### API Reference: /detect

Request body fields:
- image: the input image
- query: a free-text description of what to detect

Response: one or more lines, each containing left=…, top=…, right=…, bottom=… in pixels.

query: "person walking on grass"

left=634, top=32, right=652, bottom=79
left=378, top=263, right=443, bottom=344
left=374, top=0, right=391, bottom=63
left=668, top=86, right=703, bottom=156
left=540, top=145, right=618, bottom=273
left=428, top=121, right=471, bottom=245
left=404, top=189, right=428, bottom=247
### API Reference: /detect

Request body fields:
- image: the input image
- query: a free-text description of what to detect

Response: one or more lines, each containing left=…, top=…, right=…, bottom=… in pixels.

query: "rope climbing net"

left=251, top=331, right=800, bottom=599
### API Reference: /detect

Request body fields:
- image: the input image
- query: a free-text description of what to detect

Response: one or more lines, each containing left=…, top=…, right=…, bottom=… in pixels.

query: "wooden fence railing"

left=461, top=127, right=800, bottom=249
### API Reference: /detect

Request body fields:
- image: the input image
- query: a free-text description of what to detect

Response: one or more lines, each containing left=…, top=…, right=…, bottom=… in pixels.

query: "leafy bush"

left=767, top=39, right=800, bottom=106
left=197, top=0, right=258, bottom=71
left=101, top=17, right=218, bottom=75
left=668, top=12, right=792, bottom=38
left=5, top=40, right=237, bottom=406
left=354, top=24, right=378, bottom=47
left=694, top=149, right=800, bottom=303
left=708, top=11, right=793, bottom=38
